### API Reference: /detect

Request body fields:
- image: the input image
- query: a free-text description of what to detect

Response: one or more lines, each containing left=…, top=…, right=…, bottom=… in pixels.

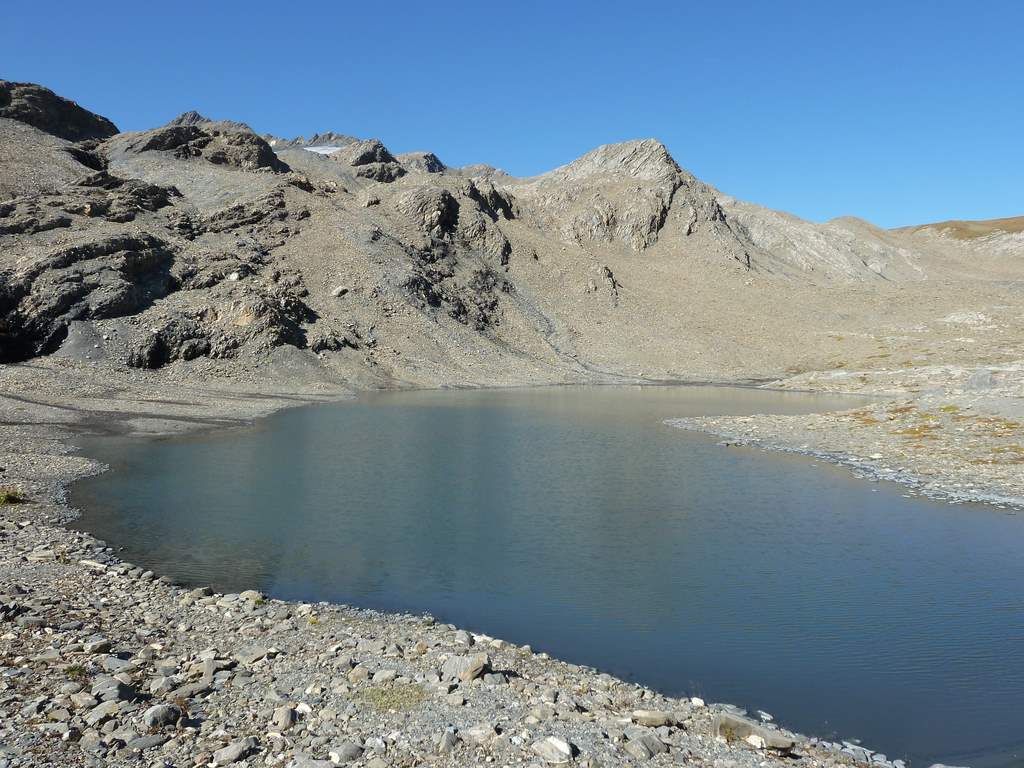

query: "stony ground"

left=0, top=397, right=880, bottom=768
left=0, top=356, right=927, bottom=768
left=671, top=362, right=1024, bottom=508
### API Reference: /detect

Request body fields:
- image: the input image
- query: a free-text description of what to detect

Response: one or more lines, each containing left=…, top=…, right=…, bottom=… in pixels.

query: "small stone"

left=213, top=737, right=258, bottom=765
left=233, top=645, right=269, bottom=665
left=437, top=728, right=459, bottom=754
left=272, top=705, right=297, bottom=731
left=328, top=742, right=363, bottom=763
left=465, top=723, right=498, bottom=744
left=128, top=734, right=169, bottom=751
left=84, top=638, right=112, bottom=654
left=632, top=710, right=673, bottom=727
left=713, top=712, right=797, bottom=752
left=624, top=739, right=654, bottom=760
left=84, top=699, right=120, bottom=726
left=440, top=652, right=490, bottom=682
left=289, top=755, right=333, bottom=768
left=532, top=736, right=574, bottom=764
left=142, top=704, right=181, bottom=729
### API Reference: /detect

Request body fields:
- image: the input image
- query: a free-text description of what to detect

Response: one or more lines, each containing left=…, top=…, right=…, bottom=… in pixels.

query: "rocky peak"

left=336, top=139, right=397, bottom=166
left=544, top=139, right=683, bottom=183
left=331, top=139, right=405, bottom=182
left=266, top=131, right=359, bottom=150
left=168, top=110, right=211, bottom=126
left=166, top=111, right=254, bottom=133
left=398, top=151, right=447, bottom=174
left=0, top=80, right=118, bottom=141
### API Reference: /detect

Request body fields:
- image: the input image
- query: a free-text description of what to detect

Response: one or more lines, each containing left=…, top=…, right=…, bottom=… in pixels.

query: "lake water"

left=71, top=386, right=1024, bottom=767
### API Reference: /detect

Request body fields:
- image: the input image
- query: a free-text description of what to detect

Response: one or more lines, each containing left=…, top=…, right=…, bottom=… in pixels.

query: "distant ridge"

left=894, top=215, right=1024, bottom=240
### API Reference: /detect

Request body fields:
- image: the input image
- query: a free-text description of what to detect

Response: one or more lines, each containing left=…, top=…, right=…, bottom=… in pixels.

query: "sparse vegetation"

left=849, top=409, right=881, bottom=425
left=894, top=423, right=941, bottom=440
left=65, top=665, right=88, bottom=681
left=0, top=487, right=26, bottom=505
left=356, top=683, right=427, bottom=712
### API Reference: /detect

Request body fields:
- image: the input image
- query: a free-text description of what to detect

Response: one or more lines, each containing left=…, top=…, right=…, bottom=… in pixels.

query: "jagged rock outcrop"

left=512, top=139, right=741, bottom=254
left=720, top=199, right=926, bottom=281
left=331, top=139, right=405, bottom=182
left=166, top=111, right=254, bottom=133
left=0, top=234, right=177, bottom=361
left=265, top=131, right=359, bottom=151
left=0, top=80, right=118, bottom=141
left=125, top=284, right=315, bottom=369
left=400, top=239, right=510, bottom=331
left=398, top=151, right=446, bottom=174
left=125, top=125, right=289, bottom=173
left=396, top=186, right=460, bottom=239
left=0, top=172, right=179, bottom=235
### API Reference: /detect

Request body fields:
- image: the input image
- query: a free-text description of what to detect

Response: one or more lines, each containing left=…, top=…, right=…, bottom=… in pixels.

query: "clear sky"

left=5, top=0, right=1022, bottom=227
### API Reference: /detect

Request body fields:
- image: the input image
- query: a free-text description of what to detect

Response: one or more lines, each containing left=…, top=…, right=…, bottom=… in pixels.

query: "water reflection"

left=72, top=386, right=1024, bottom=768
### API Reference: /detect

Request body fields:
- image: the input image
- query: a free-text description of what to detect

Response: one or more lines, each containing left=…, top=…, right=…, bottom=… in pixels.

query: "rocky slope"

left=2, top=79, right=1022, bottom=389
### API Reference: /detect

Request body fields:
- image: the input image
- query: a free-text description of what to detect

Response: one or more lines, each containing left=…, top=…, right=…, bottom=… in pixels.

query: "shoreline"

left=668, top=420, right=1024, bottom=511
left=0, top=360, right=996, bottom=767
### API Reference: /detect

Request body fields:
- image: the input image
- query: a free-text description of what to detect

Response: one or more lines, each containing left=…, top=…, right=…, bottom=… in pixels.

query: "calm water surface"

left=71, top=387, right=1024, bottom=768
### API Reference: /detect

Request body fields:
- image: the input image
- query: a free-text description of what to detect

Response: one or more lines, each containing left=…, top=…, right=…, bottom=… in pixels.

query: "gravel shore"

left=671, top=362, right=1024, bottom=509
left=0, top=357, right=997, bottom=768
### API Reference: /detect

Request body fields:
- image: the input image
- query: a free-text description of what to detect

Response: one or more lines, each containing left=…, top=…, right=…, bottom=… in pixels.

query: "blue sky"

left=5, top=1, right=1022, bottom=227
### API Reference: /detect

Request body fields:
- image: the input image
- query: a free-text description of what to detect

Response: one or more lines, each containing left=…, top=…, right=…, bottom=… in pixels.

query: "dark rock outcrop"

left=401, top=240, right=509, bottom=331
left=0, top=234, right=177, bottom=362
left=0, top=81, right=118, bottom=141
left=398, top=151, right=446, bottom=174
left=125, top=286, right=315, bottom=369
left=0, top=172, right=180, bottom=235
left=127, top=125, right=289, bottom=173
left=332, top=139, right=405, bottom=182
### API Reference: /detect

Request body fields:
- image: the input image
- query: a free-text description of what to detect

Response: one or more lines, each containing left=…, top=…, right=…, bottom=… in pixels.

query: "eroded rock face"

left=512, top=139, right=694, bottom=252
left=332, top=139, right=406, bottom=182
left=0, top=172, right=180, bottom=237
left=124, top=285, right=315, bottom=369
left=0, top=80, right=119, bottom=141
left=0, top=234, right=177, bottom=361
left=126, top=125, right=289, bottom=173
left=398, top=151, right=446, bottom=174
left=401, top=240, right=510, bottom=331
left=396, top=187, right=460, bottom=239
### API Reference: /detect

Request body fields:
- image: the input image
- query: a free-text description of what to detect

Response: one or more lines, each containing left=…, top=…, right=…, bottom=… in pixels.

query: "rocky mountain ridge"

left=1, top=80, right=1021, bottom=387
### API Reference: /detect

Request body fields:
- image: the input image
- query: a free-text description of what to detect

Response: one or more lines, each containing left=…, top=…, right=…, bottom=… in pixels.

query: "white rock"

left=532, top=736, right=574, bottom=764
